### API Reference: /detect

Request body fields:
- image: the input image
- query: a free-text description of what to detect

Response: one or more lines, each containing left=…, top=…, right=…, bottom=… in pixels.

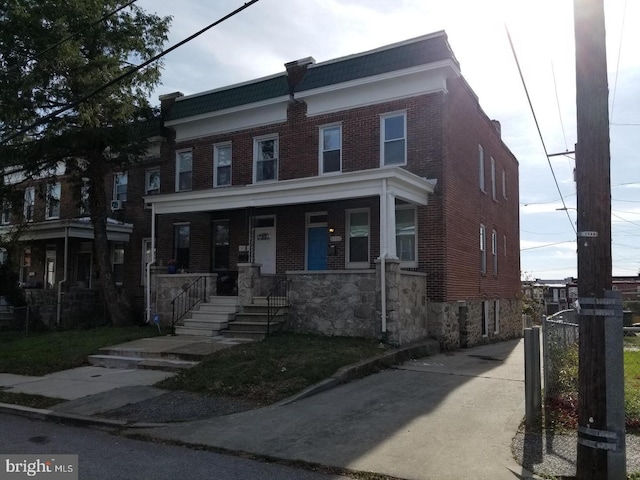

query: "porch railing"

left=266, top=277, right=291, bottom=335
left=171, top=276, right=207, bottom=335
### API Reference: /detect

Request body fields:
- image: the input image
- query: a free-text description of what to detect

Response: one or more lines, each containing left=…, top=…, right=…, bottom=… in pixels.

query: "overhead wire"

left=503, top=23, right=576, bottom=235
left=610, top=0, right=628, bottom=121
left=0, top=0, right=261, bottom=146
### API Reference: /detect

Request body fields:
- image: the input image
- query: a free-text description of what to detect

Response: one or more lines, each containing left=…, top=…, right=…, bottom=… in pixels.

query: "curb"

left=278, top=338, right=440, bottom=405
left=0, top=402, right=168, bottom=429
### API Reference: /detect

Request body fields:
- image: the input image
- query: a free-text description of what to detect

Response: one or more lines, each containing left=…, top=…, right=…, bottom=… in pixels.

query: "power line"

left=610, top=0, right=628, bottom=121
left=0, top=0, right=261, bottom=146
left=551, top=61, right=569, bottom=152
left=520, top=240, right=575, bottom=251
left=503, top=23, right=576, bottom=235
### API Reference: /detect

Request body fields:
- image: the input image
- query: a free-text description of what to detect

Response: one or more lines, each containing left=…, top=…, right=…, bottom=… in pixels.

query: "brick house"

left=146, top=31, right=521, bottom=348
left=0, top=135, right=163, bottom=326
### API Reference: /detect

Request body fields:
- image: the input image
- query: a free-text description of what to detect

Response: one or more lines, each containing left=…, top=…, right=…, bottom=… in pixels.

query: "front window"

left=23, top=187, right=35, bottom=221
left=254, top=136, right=278, bottom=182
left=146, top=168, right=161, bottom=195
left=79, top=180, right=89, bottom=215
left=214, top=143, right=232, bottom=187
left=320, top=125, right=341, bottom=174
left=141, top=238, right=152, bottom=285
left=213, top=221, right=230, bottom=269
left=381, top=113, right=406, bottom=166
left=176, top=150, right=193, bottom=191
left=479, top=145, right=485, bottom=192
left=346, top=209, right=369, bottom=268
left=1, top=200, right=11, bottom=225
left=114, top=172, right=127, bottom=202
left=46, top=183, right=61, bottom=219
left=396, top=207, right=416, bottom=266
left=174, top=223, right=190, bottom=270
left=112, top=243, right=125, bottom=285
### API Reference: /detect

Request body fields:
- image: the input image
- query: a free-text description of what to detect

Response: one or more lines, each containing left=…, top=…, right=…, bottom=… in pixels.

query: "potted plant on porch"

left=166, top=259, right=178, bottom=274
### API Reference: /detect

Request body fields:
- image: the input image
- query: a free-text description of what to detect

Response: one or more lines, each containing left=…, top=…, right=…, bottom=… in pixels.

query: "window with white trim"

left=346, top=209, right=370, bottom=268
left=214, top=143, right=232, bottom=187
left=503, top=234, right=507, bottom=257
left=320, top=125, right=341, bottom=174
left=23, top=187, right=35, bottom=222
left=479, top=145, right=485, bottom=192
left=176, top=150, right=193, bottom=191
left=79, top=180, right=89, bottom=215
left=111, top=243, right=125, bottom=285
left=492, top=229, right=497, bottom=276
left=480, top=224, right=486, bottom=274
left=502, top=168, right=507, bottom=199
left=114, top=172, right=127, bottom=202
left=490, top=157, right=496, bottom=200
left=381, top=112, right=406, bottom=166
left=254, top=135, right=278, bottom=182
left=45, top=183, right=61, bottom=219
left=145, top=167, right=161, bottom=195
left=494, top=300, right=500, bottom=334
left=1, top=200, right=11, bottom=225
left=396, top=206, right=417, bottom=266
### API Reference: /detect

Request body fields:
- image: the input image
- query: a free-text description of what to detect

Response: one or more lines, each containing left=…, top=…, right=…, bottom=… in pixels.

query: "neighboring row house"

left=2, top=32, right=522, bottom=348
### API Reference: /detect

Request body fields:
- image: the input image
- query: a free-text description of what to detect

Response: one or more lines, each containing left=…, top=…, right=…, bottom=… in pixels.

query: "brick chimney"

left=491, top=120, right=501, bottom=137
left=284, top=57, right=315, bottom=94
left=159, top=91, right=184, bottom=115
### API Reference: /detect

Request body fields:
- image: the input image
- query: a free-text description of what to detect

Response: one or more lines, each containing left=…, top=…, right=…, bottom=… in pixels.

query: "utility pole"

left=574, top=0, right=626, bottom=478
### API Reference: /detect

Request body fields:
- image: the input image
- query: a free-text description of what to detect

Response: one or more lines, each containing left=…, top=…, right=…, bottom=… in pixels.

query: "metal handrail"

left=171, top=276, right=207, bottom=335
left=266, top=277, right=290, bottom=335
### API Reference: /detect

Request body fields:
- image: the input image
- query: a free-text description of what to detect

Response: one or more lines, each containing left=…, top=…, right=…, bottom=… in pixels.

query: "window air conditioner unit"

left=111, top=200, right=123, bottom=211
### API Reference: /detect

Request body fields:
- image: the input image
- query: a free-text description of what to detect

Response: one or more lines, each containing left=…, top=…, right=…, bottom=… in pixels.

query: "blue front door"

left=307, top=226, right=328, bottom=270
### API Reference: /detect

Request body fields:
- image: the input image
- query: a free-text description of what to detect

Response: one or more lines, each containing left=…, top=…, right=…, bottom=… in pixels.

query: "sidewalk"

left=127, top=339, right=539, bottom=480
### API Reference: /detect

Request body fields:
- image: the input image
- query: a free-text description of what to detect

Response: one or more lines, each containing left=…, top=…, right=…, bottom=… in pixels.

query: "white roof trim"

left=146, top=168, right=436, bottom=215
left=1, top=218, right=134, bottom=242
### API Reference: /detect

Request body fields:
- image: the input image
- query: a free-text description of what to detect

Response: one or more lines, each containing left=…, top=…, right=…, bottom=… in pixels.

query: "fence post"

left=525, top=327, right=542, bottom=428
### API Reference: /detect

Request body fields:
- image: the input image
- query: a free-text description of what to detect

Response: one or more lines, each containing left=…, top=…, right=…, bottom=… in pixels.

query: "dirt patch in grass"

left=157, top=333, right=389, bottom=405
left=0, top=391, right=65, bottom=409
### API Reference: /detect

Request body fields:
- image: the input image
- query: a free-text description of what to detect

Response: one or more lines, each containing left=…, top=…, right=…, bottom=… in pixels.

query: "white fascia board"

left=6, top=219, right=133, bottom=242
left=296, top=61, right=460, bottom=117
left=166, top=96, right=290, bottom=141
left=147, top=168, right=435, bottom=215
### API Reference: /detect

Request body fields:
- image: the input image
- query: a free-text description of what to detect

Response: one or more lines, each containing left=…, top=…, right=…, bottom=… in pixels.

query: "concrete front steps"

left=174, top=296, right=239, bottom=337
left=222, top=297, right=288, bottom=340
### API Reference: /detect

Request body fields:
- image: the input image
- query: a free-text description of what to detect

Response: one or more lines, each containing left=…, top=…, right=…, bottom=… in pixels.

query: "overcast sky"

left=136, top=0, right=640, bottom=281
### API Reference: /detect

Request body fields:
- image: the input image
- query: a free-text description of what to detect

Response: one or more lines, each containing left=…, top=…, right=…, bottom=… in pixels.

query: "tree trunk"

left=87, top=153, right=133, bottom=326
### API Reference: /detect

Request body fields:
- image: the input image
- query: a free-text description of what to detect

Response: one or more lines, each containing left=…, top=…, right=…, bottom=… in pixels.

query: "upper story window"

left=490, top=157, right=496, bottom=200
left=346, top=208, right=370, bottom=268
left=502, top=169, right=507, bottom=199
left=176, top=150, right=193, bottom=191
left=114, top=172, right=127, bottom=202
left=320, top=125, right=341, bottom=174
left=79, top=180, right=89, bottom=215
left=254, top=135, right=278, bottom=183
left=480, top=224, right=486, bottom=274
left=145, top=167, right=161, bottom=195
left=491, top=229, right=497, bottom=275
left=479, top=145, right=485, bottom=192
left=1, top=201, right=11, bottom=225
left=45, top=183, right=61, bottom=219
left=381, top=112, right=406, bottom=166
left=396, top=206, right=417, bottom=267
left=214, top=143, right=232, bottom=187
left=23, top=187, right=35, bottom=222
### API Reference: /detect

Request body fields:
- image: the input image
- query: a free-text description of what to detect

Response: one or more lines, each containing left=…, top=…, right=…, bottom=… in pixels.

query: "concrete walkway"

left=131, top=339, right=538, bottom=480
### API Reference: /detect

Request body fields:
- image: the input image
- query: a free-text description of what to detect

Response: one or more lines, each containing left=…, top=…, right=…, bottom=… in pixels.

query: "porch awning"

left=0, top=217, right=134, bottom=242
left=145, top=167, right=437, bottom=215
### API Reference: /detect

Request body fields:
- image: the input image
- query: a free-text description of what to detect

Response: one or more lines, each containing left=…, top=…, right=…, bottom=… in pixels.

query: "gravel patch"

left=512, top=430, right=640, bottom=478
left=100, top=391, right=262, bottom=423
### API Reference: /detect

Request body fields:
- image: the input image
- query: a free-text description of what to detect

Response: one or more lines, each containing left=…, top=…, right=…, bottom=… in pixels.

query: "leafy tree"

left=0, top=1, right=171, bottom=325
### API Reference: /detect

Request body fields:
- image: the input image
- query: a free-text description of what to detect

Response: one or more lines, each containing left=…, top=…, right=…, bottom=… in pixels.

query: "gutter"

left=145, top=204, right=156, bottom=324
left=56, top=227, right=69, bottom=327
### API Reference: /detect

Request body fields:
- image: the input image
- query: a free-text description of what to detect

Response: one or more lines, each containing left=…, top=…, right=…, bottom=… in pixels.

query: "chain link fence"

left=542, top=310, right=640, bottom=430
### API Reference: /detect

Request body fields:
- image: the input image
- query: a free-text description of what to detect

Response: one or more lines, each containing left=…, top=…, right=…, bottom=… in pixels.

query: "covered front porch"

left=146, top=168, right=437, bottom=345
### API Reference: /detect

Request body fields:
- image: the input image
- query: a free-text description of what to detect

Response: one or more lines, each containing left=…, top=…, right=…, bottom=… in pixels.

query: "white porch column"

left=384, top=191, right=398, bottom=259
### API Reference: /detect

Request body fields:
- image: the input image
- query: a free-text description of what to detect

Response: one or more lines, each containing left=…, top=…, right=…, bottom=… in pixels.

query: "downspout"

left=146, top=203, right=156, bottom=323
left=380, top=179, right=388, bottom=337
left=56, top=227, right=69, bottom=328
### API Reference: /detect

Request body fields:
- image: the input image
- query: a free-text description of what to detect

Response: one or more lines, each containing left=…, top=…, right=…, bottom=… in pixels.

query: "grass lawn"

left=0, top=325, right=161, bottom=376
left=158, top=333, right=388, bottom=405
